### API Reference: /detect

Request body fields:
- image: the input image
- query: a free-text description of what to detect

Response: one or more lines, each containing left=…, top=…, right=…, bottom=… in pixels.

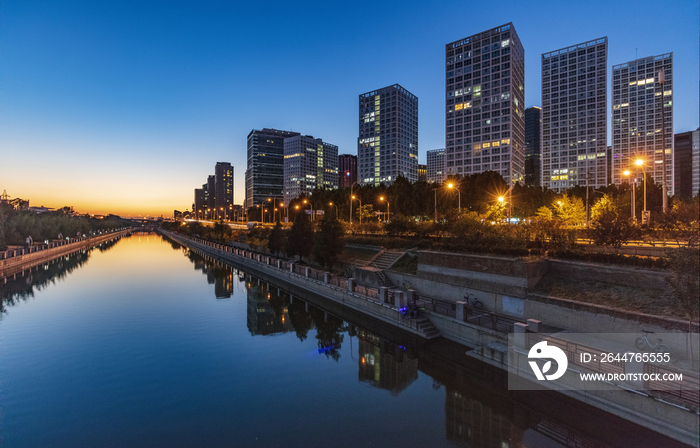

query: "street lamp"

left=279, top=202, right=288, bottom=223
left=352, top=195, right=362, bottom=224
left=635, top=158, right=647, bottom=216
left=350, top=181, right=359, bottom=224
left=329, top=202, right=338, bottom=219
left=447, top=182, right=461, bottom=213
left=379, top=196, right=390, bottom=223
left=303, top=199, right=313, bottom=220
left=623, top=170, right=635, bottom=220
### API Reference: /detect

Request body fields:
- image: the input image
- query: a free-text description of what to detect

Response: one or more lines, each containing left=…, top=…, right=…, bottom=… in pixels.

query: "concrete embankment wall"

left=162, top=231, right=430, bottom=339
left=0, top=230, right=130, bottom=278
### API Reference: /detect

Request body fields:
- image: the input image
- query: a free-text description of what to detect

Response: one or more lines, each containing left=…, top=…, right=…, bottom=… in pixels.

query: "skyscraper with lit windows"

left=358, top=84, right=418, bottom=186
left=283, top=134, right=338, bottom=206
left=541, top=37, right=608, bottom=192
left=611, top=53, right=673, bottom=194
left=445, top=23, right=525, bottom=186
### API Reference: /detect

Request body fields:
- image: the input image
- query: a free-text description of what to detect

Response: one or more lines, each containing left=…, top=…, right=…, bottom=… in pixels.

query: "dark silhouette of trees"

left=313, top=214, right=345, bottom=270
left=285, top=213, right=314, bottom=261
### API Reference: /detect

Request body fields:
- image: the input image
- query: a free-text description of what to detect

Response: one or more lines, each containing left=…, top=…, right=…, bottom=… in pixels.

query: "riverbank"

left=0, top=229, right=131, bottom=279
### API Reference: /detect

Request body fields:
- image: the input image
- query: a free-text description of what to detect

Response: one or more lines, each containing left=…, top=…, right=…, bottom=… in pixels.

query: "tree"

left=384, top=214, right=416, bottom=237
left=286, top=213, right=314, bottom=261
left=590, top=194, right=619, bottom=222
left=268, top=222, right=286, bottom=256
left=591, top=214, right=640, bottom=253
left=554, top=194, right=586, bottom=226
left=536, top=206, right=554, bottom=220
left=357, top=204, right=375, bottom=222
left=210, top=222, right=232, bottom=243
left=313, top=214, right=345, bottom=270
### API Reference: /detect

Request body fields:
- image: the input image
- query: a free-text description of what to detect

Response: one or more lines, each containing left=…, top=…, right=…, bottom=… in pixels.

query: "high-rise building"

left=283, top=134, right=339, bottom=205
left=611, top=53, right=673, bottom=195
left=338, top=154, right=358, bottom=188
left=245, top=128, right=300, bottom=209
left=358, top=84, right=418, bottom=186
left=524, top=106, right=542, bottom=187
left=193, top=188, right=205, bottom=220
left=418, top=164, right=427, bottom=182
left=542, top=37, right=608, bottom=192
left=215, top=162, right=234, bottom=220
left=206, top=176, right=216, bottom=218
left=445, top=23, right=525, bottom=187
left=427, top=148, right=446, bottom=184
left=674, top=129, right=699, bottom=198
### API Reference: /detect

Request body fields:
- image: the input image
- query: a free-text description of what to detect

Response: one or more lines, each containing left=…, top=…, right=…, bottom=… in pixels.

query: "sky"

left=1, top=0, right=698, bottom=217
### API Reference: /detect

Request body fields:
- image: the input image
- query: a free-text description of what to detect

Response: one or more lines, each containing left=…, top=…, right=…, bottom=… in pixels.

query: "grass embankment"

left=531, top=273, right=683, bottom=320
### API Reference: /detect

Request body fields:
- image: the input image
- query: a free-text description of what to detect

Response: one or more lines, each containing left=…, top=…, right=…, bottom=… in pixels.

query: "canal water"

left=0, top=234, right=688, bottom=447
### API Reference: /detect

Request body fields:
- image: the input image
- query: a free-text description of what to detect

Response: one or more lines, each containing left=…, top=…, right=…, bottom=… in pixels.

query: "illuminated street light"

left=623, top=170, right=635, bottom=220
left=329, top=202, right=338, bottom=219
left=352, top=195, right=362, bottom=224
left=447, top=182, right=461, bottom=213
left=635, top=159, right=647, bottom=216
left=379, top=196, right=390, bottom=223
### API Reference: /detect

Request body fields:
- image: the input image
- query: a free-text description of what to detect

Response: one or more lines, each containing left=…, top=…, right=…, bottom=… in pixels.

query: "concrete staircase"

left=372, top=250, right=404, bottom=270
left=414, top=317, right=440, bottom=339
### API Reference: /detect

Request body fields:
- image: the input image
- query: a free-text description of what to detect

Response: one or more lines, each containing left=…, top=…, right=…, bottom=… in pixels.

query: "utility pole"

left=659, top=69, right=668, bottom=213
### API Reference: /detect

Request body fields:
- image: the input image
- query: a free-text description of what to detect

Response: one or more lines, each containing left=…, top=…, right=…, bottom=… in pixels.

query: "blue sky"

left=1, top=0, right=698, bottom=216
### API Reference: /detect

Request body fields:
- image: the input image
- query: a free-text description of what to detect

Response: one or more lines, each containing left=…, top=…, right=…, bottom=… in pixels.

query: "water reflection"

left=0, top=236, right=123, bottom=315
left=173, top=244, right=688, bottom=448
left=357, top=328, right=419, bottom=395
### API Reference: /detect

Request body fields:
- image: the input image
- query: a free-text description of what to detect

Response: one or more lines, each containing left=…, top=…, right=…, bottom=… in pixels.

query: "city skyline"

left=2, top=0, right=698, bottom=216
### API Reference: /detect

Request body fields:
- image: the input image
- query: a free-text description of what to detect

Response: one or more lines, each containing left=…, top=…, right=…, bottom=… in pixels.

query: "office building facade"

left=418, top=164, right=427, bottom=182
left=358, top=84, right=418, bottom=186
left=541, top=37, right=608, bottom=192
left=214, top=162, right=234, bottom=220
left=611, top=53, right=673, bottom=194
left=674, top=129, right=699, bottom=198
left=427, top=148, right=446, bottom=183
left=338, top=154, right=358, bottom=188
left=245, top=128, right=300, bottom=209
left=283, top=135, right=339, bottom=205
left=524, top=106, right=542, bottom=187
left=445, top=23, right=525, bottom=187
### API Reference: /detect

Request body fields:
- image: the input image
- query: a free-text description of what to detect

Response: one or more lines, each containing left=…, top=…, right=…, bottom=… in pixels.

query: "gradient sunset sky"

left=2, top=0, right=698, bottom=217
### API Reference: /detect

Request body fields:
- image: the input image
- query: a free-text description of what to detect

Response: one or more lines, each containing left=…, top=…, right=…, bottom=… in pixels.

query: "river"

left=0, top=233, right=689, bottom=447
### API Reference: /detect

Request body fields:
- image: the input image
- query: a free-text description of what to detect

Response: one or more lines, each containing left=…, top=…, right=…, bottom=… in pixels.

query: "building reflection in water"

left=187, top=250, right=233, bottom=299
left=356, top=328, right=418, bottom=395
left=169, top=244, right=685, bottom=448
left=246, top=280, right=294, bottom=336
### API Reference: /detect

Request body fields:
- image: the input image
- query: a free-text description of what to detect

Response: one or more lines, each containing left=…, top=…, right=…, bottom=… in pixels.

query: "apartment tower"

left=611, top=53, right=673, bottom=195
left=358, top=84, right=418, bottom=186
left=283, top=134, right=339, bottom=205
left=541, top=37, right=608, bottom=192
left=445, top=23, right=525, bottom=186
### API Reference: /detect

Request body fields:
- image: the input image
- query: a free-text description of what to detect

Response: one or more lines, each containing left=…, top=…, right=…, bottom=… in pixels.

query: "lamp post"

left=623, top=170, right=635, bottom=220
left=352, top=195, right=362, bottom=224
left=636, top=159, right=647, bottom=216
left=379, top=196, right=390, bottom=223
left=498, top=196, right=505, bottom=222
left=280, top=202, right=288, bottom=223
left=329, top=202, right=338, bottom=219
left=303, top=199, right=313, bottom=220
left=447, top=182, right=461, bottom=214
left=350, top=181, right=359, bottom=224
